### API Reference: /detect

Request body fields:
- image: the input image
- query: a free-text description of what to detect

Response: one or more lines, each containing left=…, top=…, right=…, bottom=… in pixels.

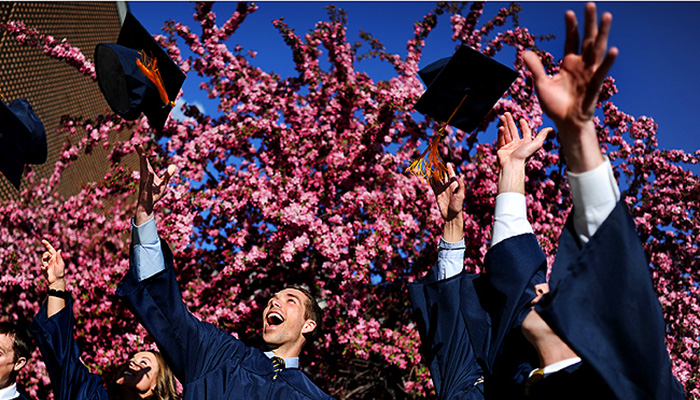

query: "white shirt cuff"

left=131, top=217, right=166, bottom=281
left=492, top=192, right=533, bottom=247
left=132, top=216, right=159, bottom=244
left=436, top=238, right=465, bottom=280
left=527, top=357, right=582, bottom=378
left=567, top=158, right=620, bottom=244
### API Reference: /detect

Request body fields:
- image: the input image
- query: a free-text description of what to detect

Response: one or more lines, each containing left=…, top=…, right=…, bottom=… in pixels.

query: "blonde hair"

left=147, top=351, right=180, bottom=400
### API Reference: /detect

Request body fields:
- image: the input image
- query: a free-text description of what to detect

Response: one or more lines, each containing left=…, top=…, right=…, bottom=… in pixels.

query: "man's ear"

left=301, top=319, right=317, bottom=335
left=13, top=356, right=27, bottom=372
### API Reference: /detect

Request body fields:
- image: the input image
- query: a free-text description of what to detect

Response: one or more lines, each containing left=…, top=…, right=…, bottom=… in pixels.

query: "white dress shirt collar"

left=0, top=382, right=20, bottom=400
left=264, top=351, right=299, bottom=369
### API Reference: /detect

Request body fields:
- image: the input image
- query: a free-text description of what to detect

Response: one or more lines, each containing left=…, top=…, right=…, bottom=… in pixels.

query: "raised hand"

left=523, top=2, right=617, bottom=130
left=497, top=112, right=552, bottom=169
left=135, top=144, right=177, bottom=225
left=522, top=2, right=616, bottom=173
left=430, top=163, right=465, bottom=223
left=496, top=112, right=552, bottom=195
left=41, top=239, right=65, bottom=291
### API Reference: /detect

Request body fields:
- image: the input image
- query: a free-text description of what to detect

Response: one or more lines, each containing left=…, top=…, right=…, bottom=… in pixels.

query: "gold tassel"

left=406, top=127, right=448, bottom=183
left=406, top=92, right=469, bottom=183
left=137, top=50, right=175, bottom=108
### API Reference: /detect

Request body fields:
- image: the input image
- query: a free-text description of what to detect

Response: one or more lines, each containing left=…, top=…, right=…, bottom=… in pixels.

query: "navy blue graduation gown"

left=30, top=299, right=109, bottom=400
left=116, top=239, right=335, bottom=400
left=408, top=233, right=547, bottom=399
left=536, top=201, right=686, bottom=399
left=524, top=361, right=611, bottom=399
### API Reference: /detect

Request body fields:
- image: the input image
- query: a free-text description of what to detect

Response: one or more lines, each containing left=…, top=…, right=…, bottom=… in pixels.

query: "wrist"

left=48, top=288, right=71, bottom=301
left=498, top=163, right=526, bottom=195
left=499, top=159, right=527, bottom=174
left=49, top=279, right=66, bottom=291
left=135, top=207, right=154, bottom=226
left=442, top=213, right=464, bottom=243
left=557, top=120, right=605, bottom=173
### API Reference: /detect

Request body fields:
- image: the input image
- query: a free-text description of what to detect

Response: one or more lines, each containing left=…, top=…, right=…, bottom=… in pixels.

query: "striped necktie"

left=271, top=356, right=285, bottom=379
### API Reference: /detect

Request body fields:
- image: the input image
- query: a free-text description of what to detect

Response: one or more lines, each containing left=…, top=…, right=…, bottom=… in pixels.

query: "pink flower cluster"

left=1, top=21, right=96, bottom=79
left=1, top=2, right=698, bottom=399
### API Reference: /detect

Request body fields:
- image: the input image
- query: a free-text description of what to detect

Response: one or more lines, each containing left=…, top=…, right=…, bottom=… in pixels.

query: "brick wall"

left=0, top=1, right=137, bottom=200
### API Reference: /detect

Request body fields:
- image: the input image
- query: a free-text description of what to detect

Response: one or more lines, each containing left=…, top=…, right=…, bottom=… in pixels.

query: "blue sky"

left=130, top=1, right=700, bottom=174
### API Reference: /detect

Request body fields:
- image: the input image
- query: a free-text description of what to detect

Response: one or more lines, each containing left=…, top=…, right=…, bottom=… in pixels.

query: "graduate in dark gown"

left=411, top=2, right=685, bottom=399
left=30, top=239, right=180, bottom=400
left=408, top=112, right=553, bottom=399
left=116, top=146, right=334, bottom=400
left=0, top=321, right=34, bottom=400
left=517, top=3, right=685, bottom=398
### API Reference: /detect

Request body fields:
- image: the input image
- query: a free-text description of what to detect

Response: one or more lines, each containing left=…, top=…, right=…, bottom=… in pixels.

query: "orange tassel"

left=407, top=92, right=470, bottom=183
left=406, top=128, right=448, bottom=183
left=137, top=50, right=175, bottom=108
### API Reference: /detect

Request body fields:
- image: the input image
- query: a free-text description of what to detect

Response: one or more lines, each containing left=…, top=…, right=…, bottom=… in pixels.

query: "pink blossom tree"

left=1, top=2, right=698, bottom=399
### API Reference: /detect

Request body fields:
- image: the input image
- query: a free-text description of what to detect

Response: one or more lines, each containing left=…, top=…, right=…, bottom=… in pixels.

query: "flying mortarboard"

left=94, top=12, right=186, bottom=132
left=407, top=45, right=518, bottom=182
left=0, top=94, right=47, bottom=189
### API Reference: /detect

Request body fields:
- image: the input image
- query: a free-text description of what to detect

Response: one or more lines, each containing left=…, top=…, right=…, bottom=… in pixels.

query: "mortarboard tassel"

left=406, top=91, right=469, bottom=183
left=137, top=50, right=175, bottom=108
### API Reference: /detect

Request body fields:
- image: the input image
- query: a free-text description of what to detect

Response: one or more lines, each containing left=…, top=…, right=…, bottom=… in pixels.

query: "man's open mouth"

left=267, top=311, right=285, bottom=326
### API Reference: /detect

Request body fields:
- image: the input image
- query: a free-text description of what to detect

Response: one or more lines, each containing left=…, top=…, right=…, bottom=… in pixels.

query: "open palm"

left=135, top=144, right=177, bottom=225
left=497, top=113, right=552, bottom=168
left=523, top=3, right=617, bottom=130
left=430, top=163, right=465, bottom=222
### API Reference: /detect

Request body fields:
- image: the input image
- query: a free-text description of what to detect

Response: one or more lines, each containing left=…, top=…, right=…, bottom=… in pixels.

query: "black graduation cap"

left=94, top=12, right=186, bottom=132
left=407, top=45, right=518, bottom=182
left=0, top=98, right=47, bottom=189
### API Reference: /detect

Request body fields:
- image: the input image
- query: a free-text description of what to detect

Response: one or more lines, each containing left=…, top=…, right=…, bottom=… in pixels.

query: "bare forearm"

left=558, top=121, right=605, bottom=174
left=442, top=213, right=464, bottom=243
left=498, top=160, right=526, bottom=195
left=47, top=278, right=66, bottom=318
left=135, top=203, right=154, bottom=226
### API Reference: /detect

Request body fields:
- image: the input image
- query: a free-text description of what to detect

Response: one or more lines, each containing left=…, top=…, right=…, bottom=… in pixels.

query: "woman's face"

left=115, top=351, right=160, bottom=397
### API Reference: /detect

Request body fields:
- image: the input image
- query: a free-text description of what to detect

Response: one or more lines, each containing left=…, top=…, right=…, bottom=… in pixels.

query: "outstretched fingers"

left=582, top=2, right=598, bottom=59
left=497, top=116, right=507, bottom=148
left=563, top=9, right=580, bottom=55
left=518, top=118, right=532, bottom=140
left=593, top=11, right=613, bottom=65
left=136, top=145, right=150, bottom=191
left=498, top=112, right=521, bottom=148
left=584, top=46, right=618, bottom=112
left=506, top=112, right=520, bottom=142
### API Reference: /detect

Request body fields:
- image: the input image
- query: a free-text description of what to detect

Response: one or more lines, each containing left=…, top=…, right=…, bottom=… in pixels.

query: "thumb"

left=534, top=127, right=553, bottom=147
left=158, top=164, right=178, bottom=191
left=164, top=165, right=177, bottom=183
left=522, top=50, right=548, bottom=87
